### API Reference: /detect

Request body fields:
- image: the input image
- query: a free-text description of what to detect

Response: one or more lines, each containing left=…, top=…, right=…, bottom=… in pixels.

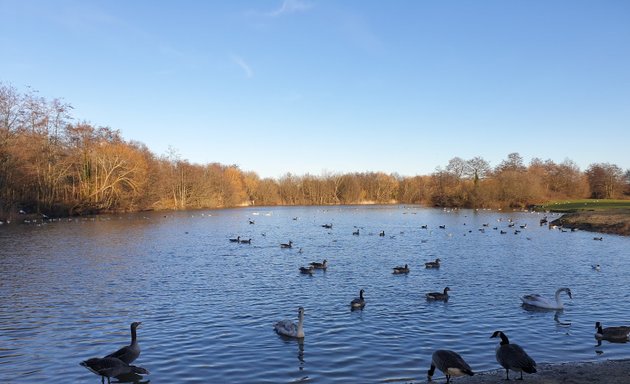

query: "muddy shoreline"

left=411, top=359, right=630, bottom=383
left=550, top=209, right=630, bottom=236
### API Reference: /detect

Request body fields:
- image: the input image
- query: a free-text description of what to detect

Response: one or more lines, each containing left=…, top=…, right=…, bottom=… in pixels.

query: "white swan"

left=274, top=307, right=305, bottom=339
left=521, top=287, right=572, bottom=309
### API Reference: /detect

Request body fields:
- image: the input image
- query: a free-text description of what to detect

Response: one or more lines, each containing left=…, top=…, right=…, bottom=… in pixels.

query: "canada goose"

left=350, top=289, right=365, bottom=309
left=105, top=322, right=141, bottom=364
left=491, top=331, right=537, bottom=380
left=248, top=219, right=255, bottom=224
left=426, top=287, right=450, bottom=301
left=379, top=230, right=385, bottom=236
left=425, top=258, right=441, bottom=268
left=309, top=259, right=327, bottom=269
left=80, top=357, right=149, bottom=384
left=239, top=238, right=252, bottom=244
left=274, top=307, right=305, bottom=339
left=439, top=225, right=446, bottom=229
left=427, top=349, right=474, bottom=383
left=591, top=264, right=601, bottom=271
left=299, top=266, right=314, bottom=275
left=593, top=237, right=603, bottom=241
left=392, top=264, right=410, bottom=274
left=595, top=322, right=630, bottom=341
left=352, top=229, right=360, bottom=235
left=421, top=225, right=428, bottom=229
left=280, top=241, right=293, bottom=248
left=521, top=288, right=572, bottom=310
left=229, top=236, right=240, bottom=243
left=321, top=223, right=333, bottom=229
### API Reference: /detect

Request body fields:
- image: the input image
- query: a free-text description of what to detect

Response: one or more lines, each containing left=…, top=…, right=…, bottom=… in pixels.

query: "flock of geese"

left=79, top=216, right=623, bottom=383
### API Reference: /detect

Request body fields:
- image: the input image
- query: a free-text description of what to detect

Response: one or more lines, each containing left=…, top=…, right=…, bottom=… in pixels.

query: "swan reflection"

left=521, top=304, right=571, bottom=326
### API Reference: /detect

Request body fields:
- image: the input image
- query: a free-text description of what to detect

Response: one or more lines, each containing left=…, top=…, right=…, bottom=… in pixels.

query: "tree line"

left=1, top=82, right=628, bottom=218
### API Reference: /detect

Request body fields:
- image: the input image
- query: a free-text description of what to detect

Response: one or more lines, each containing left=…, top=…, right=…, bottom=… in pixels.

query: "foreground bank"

left=413, top=359, right=630, bottom=383
left=550, top=209, right=630, bottom=236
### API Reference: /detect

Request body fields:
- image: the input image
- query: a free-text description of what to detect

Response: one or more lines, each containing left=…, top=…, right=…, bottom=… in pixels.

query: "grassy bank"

left=535, top=199, right=630, bottom=213
left=536, top=199, right=630, bottom=236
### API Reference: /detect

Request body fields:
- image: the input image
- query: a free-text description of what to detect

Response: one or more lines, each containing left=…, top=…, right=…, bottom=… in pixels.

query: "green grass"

left=535, top=199, right=630, bottom=212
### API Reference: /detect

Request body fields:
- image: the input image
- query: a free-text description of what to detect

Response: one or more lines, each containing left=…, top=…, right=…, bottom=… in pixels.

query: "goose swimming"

left=521, top=287, right=572, bottom=310
left=280, top=241, right=293, bottom=248
left=425, top=258, right=441, bottom=268
left=274, top=307, right=305, bottom=339
left=80, top=357, right=149, bottom=384
left=299, top=266, right=314, bottom=275
left=350, top=289, right=365, bottom=309
left=427, top=349, right=474, bottom=383
left=392, top=264, right=410, bottom=274
left=595, top=322, right=630, bottom=341
left=491, top=330, right=537, bottom=380
left=105, top=322, right=141, bottom=364
left=309, top=259, right=327, bottom=269
left=229, top=236, right=240, bottom=243
left=426, top=287, right=450, bottom=301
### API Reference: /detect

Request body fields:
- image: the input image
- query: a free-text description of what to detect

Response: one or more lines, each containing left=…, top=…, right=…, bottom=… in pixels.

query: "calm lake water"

left=1, top=205, right=629, bottom=383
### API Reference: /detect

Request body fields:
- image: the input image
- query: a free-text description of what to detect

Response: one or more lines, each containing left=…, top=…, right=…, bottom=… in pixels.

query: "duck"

left=280, top=241, right=293, bottom=248
left=425, top=258, right=441, bottom=268
left=491, top=330, right=537, bottom=380
left=439, top=225, right=446, bottom=229
left=229, top=236, right=240, bottom=243
left=595, top=322, right=630, bottom=341
left=593, top=236, right=603, bottom=241
left=239, top=238, right=252, bottom=244
left=274, top=307, right=305, bottom=339
left=427, top=349, right=474, bottom=383
left=426, top=287, right=450, bottom=301
left=104, top=322, right=141, bottom=364
left=392, top=264, right=410, bottom=274
left=309, top=259, right=327, bottom=269
left=80, top=356, right=149, bottom=384
left=521, top=287, right=572, bottom=310
left=379, top=230, right=385, bottom=237
left=352, top=229, right=360, bottom=235
left=350, top=289, right=365, bottom=309
left=299, top=266, right=314, bottom=275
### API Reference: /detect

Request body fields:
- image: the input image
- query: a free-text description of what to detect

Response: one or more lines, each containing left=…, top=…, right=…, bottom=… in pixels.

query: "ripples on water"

left=1, top=206, right=629, bottom=383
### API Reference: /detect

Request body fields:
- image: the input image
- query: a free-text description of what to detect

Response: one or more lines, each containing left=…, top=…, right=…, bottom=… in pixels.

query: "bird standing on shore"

left=491, top=330, right=537, bottom=380
left=427, top=349, right=474, bottom=383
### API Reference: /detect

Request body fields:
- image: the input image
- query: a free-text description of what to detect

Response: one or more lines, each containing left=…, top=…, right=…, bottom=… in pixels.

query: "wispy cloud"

left=267, top=0, right=313, bottom=17
left=231, top=54, right=254, bottom=78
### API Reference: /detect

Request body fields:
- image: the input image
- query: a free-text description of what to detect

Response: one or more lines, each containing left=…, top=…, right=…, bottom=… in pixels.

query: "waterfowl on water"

left=229, top=236, right=240, bottom=243
left=322, top=223, right=333, bottom=229
left=521, top=288, right=572, bottom=310
left=591, top=264, right=601, bottom=271
left=350, top=289, right=365, bottom=309
left=379, top=230, right=385, bottom=237
left=299, top=266, right=314, bottom=275
left=309, top=259, right=327, bottom=269
left=80, top=357, right=149, bottom=384
left=352, top=229, right=360, bottom=235
left=425, top=258, right=441, bottom=268
left=105, top=322, right=142, bottom=365
left=280, top=241, right=293, bottom=248
left=593, top=237, right=603, bottom=241
left=239, top=238, right=252, bottom=244
left=427, top=349, right=474, bottom=383
left=491, top=330, right=537, bottom=380
left=392, top=264, right=410, bottom=274
left=426, top=287, right=450, bottom=301
left=274, top=307, right=305, bottom=339
left=595, top=322, right=630, bottom=341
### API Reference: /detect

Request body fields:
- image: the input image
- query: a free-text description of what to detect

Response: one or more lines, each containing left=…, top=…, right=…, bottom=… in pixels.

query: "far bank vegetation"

left=1, top=82, right=629, bottom=218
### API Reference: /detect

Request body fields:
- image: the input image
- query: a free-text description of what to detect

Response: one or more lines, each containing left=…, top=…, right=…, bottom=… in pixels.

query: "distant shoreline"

left=412, top=358, right=630, bottom=383
left=550, top=209, right=630, bottom=236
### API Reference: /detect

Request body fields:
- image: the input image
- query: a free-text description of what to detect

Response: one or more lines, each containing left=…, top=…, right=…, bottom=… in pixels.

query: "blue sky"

left=1, top=0, right=629, bottom=178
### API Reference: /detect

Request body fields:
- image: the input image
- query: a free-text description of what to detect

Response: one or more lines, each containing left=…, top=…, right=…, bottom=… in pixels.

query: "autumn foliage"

left=0, top=83, right=628, bottom=218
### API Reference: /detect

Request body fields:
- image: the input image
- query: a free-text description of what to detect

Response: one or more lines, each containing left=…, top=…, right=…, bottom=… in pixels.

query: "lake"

left=1, top=205, right=629, bottom=383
